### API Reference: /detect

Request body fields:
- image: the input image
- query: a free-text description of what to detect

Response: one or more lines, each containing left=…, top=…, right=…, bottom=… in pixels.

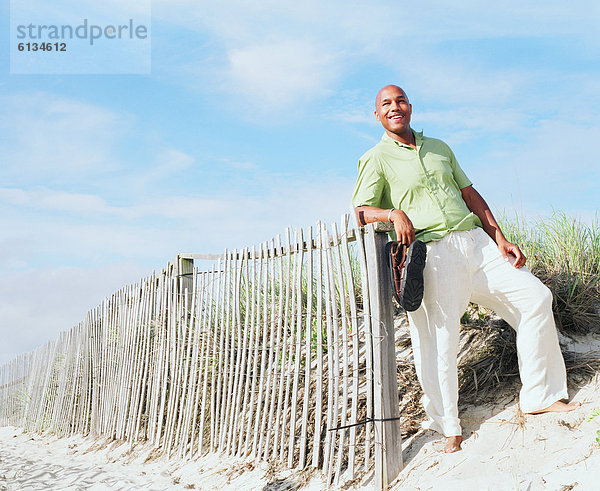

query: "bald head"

left=375, top=85, right=409, bottom=108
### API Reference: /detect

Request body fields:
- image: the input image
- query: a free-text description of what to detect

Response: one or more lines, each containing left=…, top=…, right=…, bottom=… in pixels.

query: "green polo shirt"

left=352, top=131, right=482, bottom=243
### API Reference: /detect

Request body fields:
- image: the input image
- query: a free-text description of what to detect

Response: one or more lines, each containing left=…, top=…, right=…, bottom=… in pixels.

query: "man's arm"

left=354, top=205, right=415, bottom=245
left=460, top=185, right=526, bottom=268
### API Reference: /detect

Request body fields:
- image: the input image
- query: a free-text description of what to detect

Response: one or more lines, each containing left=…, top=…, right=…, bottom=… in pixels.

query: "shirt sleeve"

left=446, top=145, right=472, bottom=189
left=351, top=155, right=386, bottom=208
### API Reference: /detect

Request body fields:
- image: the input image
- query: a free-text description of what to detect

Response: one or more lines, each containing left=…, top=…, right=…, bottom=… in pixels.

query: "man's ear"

left=374, top=110, right=380, bottom=122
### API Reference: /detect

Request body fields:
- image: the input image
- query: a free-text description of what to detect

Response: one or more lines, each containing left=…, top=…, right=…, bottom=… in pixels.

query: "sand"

left=2, top=351, right=600, bottom=490
left=0, top=426, right=326, bottom=490
left=392, top=374, right=600, bottom=490
left=2, top=377, right=599, bottom=491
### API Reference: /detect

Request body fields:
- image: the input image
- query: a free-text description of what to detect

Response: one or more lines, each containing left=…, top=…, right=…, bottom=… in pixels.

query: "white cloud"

left=223, top=39, right=338, bottom=110
left=0, top=92, right=131, bottom=182
left=0, top=174, right=356, bottom=364
left=464, top=119, right=600, bottom=215
left=217, top=158, right=256, bottom=171
left=0, top=187, right=110, bottom=215
left=150, top=0, right=600, bottom=113
left=394, top=52, right=531, bottom=108
left=0, top=235, right=34, bottom=270
left=153, top=1, right=599, bottom=45
left=156, top=148, right=195, bottom=172
left=0, top=263, right=149, bottom=366
left=326, top=89, right=379, bottom=125
left=0, top=171, right=355, bottom=268
left=411, top=106, right=530, bottom=146
left=151, top=2, right=375, bottom=111
left=416, top=107, right=527, bottom=133
left=136, top=148, right=197, bottom=190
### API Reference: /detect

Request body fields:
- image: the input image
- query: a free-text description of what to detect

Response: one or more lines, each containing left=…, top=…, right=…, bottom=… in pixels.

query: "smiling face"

left=374, top=85, right=413, bottom=142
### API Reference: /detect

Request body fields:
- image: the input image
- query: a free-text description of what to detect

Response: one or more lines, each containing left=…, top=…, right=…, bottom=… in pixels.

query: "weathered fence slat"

left=242, top=247, right=260, bottom=456
left=263, top=239, right=282, bottom=458
left=236, top=254, right=253, bottom=457
left=288, top=228, right=305, bottom=468
left=321, top=223, right=336, bottom=482
left=228, top=252, right=245, bottom=455
left=312, top=222, right=325, bottom=469
left=273, top=233, right=291, bottom=461
left=298, top=226, right=314, bottom=469
left=199, top=267, right=217, bottom=456
left=332, top=222, right=351, bottom=484
left=341, top=215, right=361, bottom=480
left=252, top=243, right=269, bottom=458
left=210, top=257, right=225, bottom=450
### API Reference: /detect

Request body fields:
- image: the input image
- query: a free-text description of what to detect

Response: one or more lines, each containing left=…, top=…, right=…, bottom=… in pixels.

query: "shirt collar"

left=381, top=129, right=423, bottom=148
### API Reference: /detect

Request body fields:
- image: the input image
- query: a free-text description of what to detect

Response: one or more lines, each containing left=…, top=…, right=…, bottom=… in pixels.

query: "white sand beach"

left=393, top=374, right=600, bottom=490
left=2, top=332, right=600, bottom=491
left=2, top=372, right=599, bottom=491
left=0, top=424, right=330, bottom=490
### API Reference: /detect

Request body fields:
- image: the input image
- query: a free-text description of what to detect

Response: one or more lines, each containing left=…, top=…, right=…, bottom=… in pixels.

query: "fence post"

left=176, top=254, right=195, bottom=308
left=364, top=222, right=403, bottom=489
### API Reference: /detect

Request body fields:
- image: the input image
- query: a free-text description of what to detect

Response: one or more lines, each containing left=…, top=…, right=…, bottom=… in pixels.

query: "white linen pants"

left=407, top=227, right=568, bottom=437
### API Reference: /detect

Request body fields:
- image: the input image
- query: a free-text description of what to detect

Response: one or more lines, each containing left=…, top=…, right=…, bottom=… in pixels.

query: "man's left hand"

left=498, top=239, right=527, bottom=268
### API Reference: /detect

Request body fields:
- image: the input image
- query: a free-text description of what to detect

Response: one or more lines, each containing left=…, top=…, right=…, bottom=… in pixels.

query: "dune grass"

left=500, top=211, right=600, bottom=334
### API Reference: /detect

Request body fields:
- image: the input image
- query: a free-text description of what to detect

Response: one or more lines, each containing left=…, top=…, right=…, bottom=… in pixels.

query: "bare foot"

left=444, top=435, right=462, bottom=453
left=527, top=400, right=582, bottom=415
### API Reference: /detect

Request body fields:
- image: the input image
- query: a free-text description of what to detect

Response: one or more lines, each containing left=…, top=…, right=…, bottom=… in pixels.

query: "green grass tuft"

left=588, top=409, right=600, bottom=447
left=500, top=211, right=600, bottom=334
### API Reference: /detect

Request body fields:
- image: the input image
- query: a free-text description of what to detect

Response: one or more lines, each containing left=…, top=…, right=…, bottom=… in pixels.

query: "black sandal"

left=385, top=240, right=427, bottom=311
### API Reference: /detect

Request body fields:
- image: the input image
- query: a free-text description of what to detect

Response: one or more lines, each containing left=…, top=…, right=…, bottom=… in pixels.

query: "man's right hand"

left=354, top=205, right=415, bottom=244
left=390, top=209, right=415, bottom=245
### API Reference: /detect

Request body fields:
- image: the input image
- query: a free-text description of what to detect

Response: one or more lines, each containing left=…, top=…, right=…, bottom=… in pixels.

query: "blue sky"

left=1, top=0, right=599, bottom=364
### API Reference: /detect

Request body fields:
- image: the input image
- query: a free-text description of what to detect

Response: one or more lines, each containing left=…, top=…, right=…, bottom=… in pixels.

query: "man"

left=352, top=85, right=580, bottom=453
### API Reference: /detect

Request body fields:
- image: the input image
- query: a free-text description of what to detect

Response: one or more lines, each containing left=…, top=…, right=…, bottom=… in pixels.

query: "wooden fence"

left=0, top=218, right=401, bottom=488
